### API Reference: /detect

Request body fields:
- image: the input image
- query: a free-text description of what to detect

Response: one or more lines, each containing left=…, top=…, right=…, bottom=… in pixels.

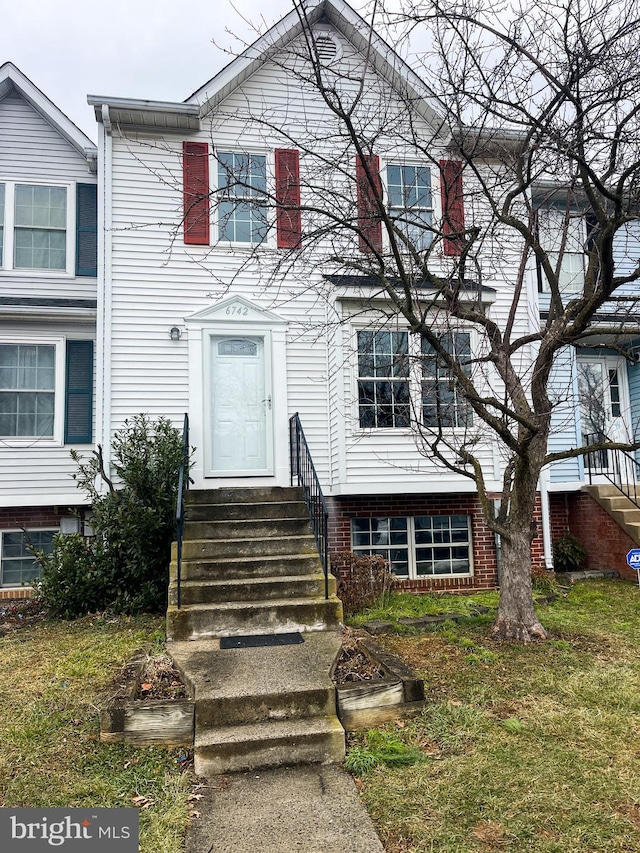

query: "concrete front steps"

left=166, top=486, right=345, bottom=776
left=167, top=487, right=342, bottom=640
left=583, top=484, right=640, bottom=543
left=170, top=633, right=344, bottom=776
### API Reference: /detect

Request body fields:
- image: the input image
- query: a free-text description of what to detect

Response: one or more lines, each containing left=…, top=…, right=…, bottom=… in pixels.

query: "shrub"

left=552, top=531, right=587, bottom=573
left=35, top=415, right=187, bottom=617
left=332, top=551, right=397, bottom=616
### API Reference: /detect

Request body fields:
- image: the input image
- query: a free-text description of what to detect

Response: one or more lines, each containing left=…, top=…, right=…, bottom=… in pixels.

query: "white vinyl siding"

left=0, top=92, right=96, bottom=300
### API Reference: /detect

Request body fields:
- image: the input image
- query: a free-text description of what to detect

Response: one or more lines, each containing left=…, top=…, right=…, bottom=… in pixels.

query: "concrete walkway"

left=185, top=764, right=385, bottom=853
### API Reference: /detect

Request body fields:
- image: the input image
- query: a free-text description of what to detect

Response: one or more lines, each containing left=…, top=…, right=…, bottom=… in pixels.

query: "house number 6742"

left=226, top=305, right=248, bottom=315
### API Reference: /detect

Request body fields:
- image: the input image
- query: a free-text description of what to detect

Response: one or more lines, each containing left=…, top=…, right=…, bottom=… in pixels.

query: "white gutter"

left=96, top=105, right=114, bottom=477
left=539, top=467, right=554, bottom=569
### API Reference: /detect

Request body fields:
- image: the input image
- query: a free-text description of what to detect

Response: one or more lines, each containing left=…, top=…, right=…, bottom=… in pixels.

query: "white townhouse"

left=0, top=63, right=97, bottom=595
left=87, top=0, right=552, bottom=594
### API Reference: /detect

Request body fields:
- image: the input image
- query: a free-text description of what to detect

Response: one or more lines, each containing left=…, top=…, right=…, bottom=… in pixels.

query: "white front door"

left=209, top=335, right=273, bottom=475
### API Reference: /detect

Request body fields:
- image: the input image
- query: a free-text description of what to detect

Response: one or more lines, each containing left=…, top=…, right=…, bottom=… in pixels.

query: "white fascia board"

left=327, top=478, right=501, bottom=496
left=0, top=62, right=97, bottom=161
left=87, top=95, right=201, bottom=131
left=0, top=493, right=91, bottom=508
left=0, top=307, right=97, bottom=322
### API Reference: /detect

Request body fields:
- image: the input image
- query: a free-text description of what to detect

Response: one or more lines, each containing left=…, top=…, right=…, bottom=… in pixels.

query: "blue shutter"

left=65, top=341, right=93, bottom=444
left=76, top=183, right=97, bottom=276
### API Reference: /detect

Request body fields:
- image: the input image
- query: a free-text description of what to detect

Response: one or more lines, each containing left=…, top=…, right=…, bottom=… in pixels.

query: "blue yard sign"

left=626, top=550, right=640, bottom=588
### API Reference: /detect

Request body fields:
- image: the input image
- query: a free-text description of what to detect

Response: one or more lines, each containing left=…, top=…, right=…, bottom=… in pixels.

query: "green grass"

left=0, top=614, right=191, bottom=853
left=347, top=579, right=640, bottom=853
left=347, top=589, right=500, bottom=628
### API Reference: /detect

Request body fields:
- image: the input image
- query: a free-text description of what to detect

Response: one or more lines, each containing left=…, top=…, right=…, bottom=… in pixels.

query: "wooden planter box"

left=333, top=633, right=425, bottom=731
left=100, top=652, right=194, bottom=748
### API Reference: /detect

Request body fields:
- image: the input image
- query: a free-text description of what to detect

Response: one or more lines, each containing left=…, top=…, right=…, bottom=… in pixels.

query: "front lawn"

left=0, top=611, right=191, bottom=853
left=349, top=580, right=640, bottom=853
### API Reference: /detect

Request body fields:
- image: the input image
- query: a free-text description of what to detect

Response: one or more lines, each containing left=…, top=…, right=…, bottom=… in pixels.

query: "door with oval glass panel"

left=208, top=335, right=273, bottom=476
left=577, top=354, right=630, bottom=475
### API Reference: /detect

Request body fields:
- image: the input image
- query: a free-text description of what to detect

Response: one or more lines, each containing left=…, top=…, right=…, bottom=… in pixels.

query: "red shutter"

left=439, top=160, right=465, bottom=256
left=183, top=141, right=210, bottom=245
left=275, top=148, right=301, bottom=249
left=356, top=154, right=383, bottom=253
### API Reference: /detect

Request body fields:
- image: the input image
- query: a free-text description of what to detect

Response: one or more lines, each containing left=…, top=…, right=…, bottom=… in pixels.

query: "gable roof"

left=0, top=62, right=97, bottom=167
left=88, top=0, right=447, bottom=137
left=185, top=0, right=444, bottom=130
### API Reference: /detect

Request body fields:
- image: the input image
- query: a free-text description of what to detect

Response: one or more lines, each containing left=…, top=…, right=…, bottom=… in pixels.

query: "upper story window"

left=422, top=332, right=472, bottom=428
left=357, top=330, right=410, bottom=428
left=387, top=164, right=433, bottom=250
left=217, top=153, right=268, bottom=244
left=538, top=207, right=585, bottom=293
left=0, top=181, right=97, bottom=276
left=14, top=184, right=67, bottom=270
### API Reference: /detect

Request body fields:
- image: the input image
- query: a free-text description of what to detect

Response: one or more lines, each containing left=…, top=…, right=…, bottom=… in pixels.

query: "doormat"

left=220, top=632, right=304, bottom=649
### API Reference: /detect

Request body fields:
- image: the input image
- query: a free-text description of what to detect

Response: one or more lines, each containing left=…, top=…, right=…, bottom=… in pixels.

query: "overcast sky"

left=0, top=0, right=302, bottom=141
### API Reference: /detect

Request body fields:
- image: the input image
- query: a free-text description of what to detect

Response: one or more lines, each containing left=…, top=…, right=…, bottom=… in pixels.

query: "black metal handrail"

left=584, top=431, right=640, bottom=509
left=289, top=413, right=330, bottom=599
left=175, top=413, right=190, bottom=609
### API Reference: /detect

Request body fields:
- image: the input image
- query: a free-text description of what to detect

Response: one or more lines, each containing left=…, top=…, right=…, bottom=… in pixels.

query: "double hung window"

left=422, top=332, right=472, bottom=428
left=351, top=515, right=472, bottom=578
left=1, top=529, right=55, bottom=587
left=14, top=184, right=67, bottom=270
left=386, top=165, right=433, bottom=250
left=217, top=153, right=268, bottom=243
left=0, top=344, right=55, bottom=437
left=538, top=207, right=585, bottom=293
left=357, top=330, right=410, bottom=428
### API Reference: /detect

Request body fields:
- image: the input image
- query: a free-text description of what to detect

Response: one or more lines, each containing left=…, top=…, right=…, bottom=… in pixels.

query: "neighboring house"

left=0, top=63, right=97, bottom=597
left=87, top=0, right=541, bottom=595
left=539, top=205, right=640, bottom=580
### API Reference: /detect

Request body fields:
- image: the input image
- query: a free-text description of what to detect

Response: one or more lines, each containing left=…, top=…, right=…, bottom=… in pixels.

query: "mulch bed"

left=136, top=655, right=187, bottom=700
left=0, top=597, right=48, bottom=636
left=333, top=629, right=385, bottom=683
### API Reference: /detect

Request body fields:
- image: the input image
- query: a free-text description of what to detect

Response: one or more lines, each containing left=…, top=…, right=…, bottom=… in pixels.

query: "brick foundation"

left=550, top=491, right=638, bottom=582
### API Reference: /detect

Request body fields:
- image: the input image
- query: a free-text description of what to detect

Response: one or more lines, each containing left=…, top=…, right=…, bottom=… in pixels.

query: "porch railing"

left=289, top=413, right=330, bottom=599
left=174, top=413, right=190, bottom=609
left=584, top=431, right=640, bottom=509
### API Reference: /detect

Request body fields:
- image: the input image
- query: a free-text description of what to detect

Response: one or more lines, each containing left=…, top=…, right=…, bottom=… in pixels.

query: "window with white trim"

left=0, top=344, right=56, bottom=437
left=351, top=515, right=472, bottom=578
left=356, top=328, right=472, bottom=429
left=14, top=184, right=67, bottom=270
left=538, top=207, right=586, bottom=293
left=1, top=529, right=56, bottom=587
left=387, top=164, right=433, bottom=250
left=217, top=153, right=268, bottom=244
left=357, top=330, right=410, bottom=428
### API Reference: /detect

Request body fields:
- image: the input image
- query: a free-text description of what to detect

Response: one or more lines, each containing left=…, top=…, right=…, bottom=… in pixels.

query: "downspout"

left=98, top=104, right=113, bottom=477
left=539, top=467, right=554, bottom=570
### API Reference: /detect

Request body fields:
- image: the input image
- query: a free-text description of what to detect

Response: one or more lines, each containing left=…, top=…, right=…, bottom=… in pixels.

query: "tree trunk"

left=491, top=520, right=547, bottom=642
